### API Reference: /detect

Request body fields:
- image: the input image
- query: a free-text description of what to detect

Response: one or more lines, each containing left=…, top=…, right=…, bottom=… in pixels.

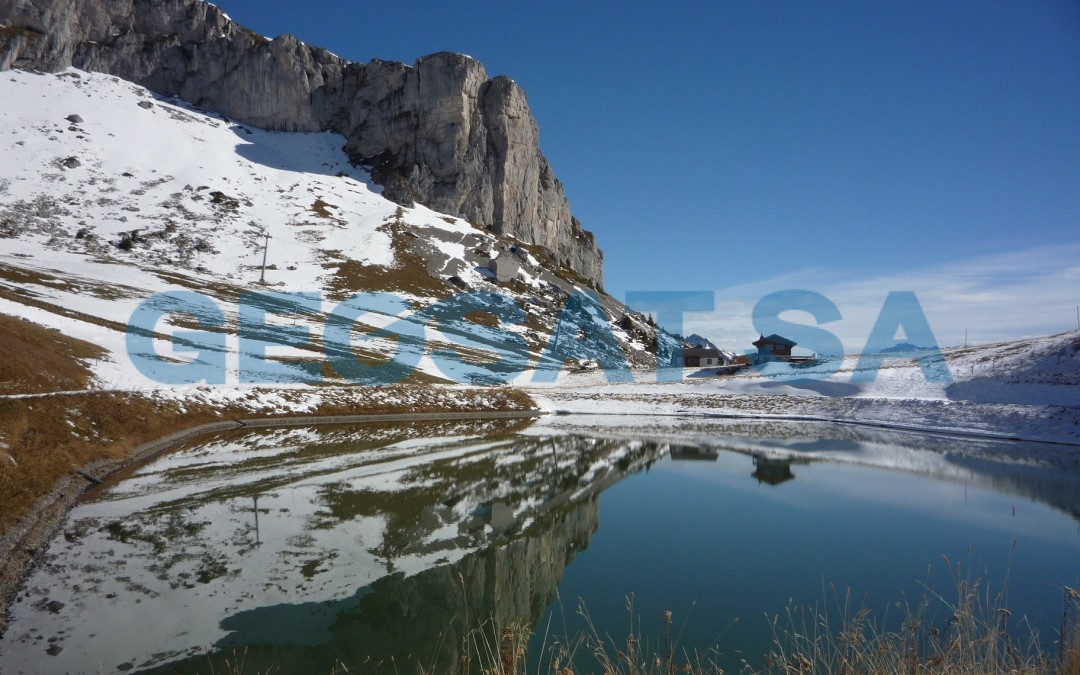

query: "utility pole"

left=1076, top=305, right=1079, bottom=332
left=964, top=327, right=968, bottom=348
left=259, top=232, right=271, bottom=284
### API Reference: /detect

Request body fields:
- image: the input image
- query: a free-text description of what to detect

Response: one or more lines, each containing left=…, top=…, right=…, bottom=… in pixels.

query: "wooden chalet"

left=752, top=333, right=797, bottom=361
left=682, top=347, right=725, bottom=367
left=750, top=333, right=817, bottom=364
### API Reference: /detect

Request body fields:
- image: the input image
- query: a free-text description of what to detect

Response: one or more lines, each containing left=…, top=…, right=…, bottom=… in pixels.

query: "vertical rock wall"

left=0, top=0, right=604, bottom=285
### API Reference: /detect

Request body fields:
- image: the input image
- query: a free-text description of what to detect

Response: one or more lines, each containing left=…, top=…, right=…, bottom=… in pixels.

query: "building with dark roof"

left=751, top=334, right=799, bottom=362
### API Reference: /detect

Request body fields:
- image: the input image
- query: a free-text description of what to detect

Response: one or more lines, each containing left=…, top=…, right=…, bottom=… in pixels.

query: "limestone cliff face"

left=0, top=0, right=604, bottom=285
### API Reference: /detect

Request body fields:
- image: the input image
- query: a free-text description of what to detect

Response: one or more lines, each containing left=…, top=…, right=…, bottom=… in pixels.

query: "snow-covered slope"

left=1, top=69, right=398, bottom=285
left=684, top=334, right=718, bottom=350
left=527, top=331, right=1080, bottom=444
left=0, top=69, right=655, bottom=390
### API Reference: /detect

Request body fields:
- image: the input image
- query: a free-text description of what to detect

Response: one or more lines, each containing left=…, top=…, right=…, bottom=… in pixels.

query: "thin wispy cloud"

left=675, top=242, right=1080, bottom=355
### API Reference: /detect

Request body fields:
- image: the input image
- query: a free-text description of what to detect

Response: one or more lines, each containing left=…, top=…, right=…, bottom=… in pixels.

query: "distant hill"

left=881, top=343, right=927, bottom=353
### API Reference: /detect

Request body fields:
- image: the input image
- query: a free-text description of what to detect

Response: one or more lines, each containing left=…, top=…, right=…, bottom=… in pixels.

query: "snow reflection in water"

left=0, top=418, right=1077, bottom=674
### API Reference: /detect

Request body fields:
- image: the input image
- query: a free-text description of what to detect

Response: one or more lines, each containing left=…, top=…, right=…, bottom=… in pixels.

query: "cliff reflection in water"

left=0, top=418, right=665, bottom=675
left=155, top=496, right=603, bottom=674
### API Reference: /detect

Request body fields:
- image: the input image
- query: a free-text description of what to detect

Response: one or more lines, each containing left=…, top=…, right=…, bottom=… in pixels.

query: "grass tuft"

left=469, top=577, right=1080, bottom=675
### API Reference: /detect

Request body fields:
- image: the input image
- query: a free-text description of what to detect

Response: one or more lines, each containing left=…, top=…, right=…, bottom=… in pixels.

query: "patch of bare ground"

left=323, top=207, right=453, bottom=301
left=0, top=313, right=103, bottom=394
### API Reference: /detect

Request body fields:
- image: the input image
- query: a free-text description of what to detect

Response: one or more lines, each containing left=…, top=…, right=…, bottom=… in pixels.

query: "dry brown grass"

left=519, top=581, right=1080, bottom=675
left=0, top=392, right=226, bottom=533
left=153, top=584, right=1080, bottom=675
left=752, top=575, right=1080, bottom=675
left=0, top=278, right=131, bottom=335
left=311, top=198, right=341, bottom=220
left=323, top=253, right=452, bottom=301
left=0, top=314, right=104, bottom=394
left=1061, top=589, right=1080, bottom=675
left=324, top=208, right=453, bottom=301
left=0, top=262, right=136, bottom=301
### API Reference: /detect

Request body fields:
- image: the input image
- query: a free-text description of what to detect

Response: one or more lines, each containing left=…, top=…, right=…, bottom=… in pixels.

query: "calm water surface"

left=0, top=418, right=1077, bottom=674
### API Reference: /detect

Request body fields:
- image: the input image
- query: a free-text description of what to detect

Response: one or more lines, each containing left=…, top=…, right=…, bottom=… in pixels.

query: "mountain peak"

left=685, top=334, right=718, bottom=350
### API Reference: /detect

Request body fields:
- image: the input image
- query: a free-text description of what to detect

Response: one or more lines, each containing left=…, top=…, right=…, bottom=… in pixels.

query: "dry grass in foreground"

left=184, top=577, right=1080, bottom=675
left=754, top=580, right=1080, bottom=675
left=485, top=584, right=1080, bottom=675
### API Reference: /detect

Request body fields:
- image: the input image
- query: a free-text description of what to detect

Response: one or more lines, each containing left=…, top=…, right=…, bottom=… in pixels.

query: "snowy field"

left=524, top=331, right=1080, bottom=446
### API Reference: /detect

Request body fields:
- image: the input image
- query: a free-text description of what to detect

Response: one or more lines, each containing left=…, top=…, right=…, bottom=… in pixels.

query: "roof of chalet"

left=753, top=333, right=797, bottom=347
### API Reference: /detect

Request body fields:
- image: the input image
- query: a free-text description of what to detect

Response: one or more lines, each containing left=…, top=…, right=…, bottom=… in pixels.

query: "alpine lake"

left=1, top=416, right=1078, bottom=674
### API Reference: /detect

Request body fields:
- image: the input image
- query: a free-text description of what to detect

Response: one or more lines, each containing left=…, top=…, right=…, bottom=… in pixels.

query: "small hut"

left=752, top=334, right=797, bottom=362
left=682, top=347, right=724, bottom=367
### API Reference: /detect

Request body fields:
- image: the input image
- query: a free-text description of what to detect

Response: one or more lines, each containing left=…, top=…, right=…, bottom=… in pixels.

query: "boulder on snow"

left=488, top=255, right=520, bottom=283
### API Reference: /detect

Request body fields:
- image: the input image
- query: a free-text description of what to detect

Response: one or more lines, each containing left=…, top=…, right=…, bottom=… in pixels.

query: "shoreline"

left=0, top=408, right=543, bottom=637
left=545, top=408, right=1080, bottom=447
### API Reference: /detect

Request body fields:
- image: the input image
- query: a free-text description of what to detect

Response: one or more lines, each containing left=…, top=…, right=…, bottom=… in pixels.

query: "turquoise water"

left=533, top=448, right=1079, bottom=672
left=0, top=419, right=1076, bottom=674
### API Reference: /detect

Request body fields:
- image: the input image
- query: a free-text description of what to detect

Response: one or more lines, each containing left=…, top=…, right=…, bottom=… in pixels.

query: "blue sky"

left=213, top=0, right=1080, bottom=349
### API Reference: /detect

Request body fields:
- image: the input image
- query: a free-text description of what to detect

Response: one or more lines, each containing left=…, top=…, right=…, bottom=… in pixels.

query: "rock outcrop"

left=0, top=0, right=604, bottom=286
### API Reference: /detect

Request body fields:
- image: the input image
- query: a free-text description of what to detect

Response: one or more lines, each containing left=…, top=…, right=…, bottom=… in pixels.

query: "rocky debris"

left=64, top=113, right=81, bottom=124
left=208, top=190, right=240, bottom=211
left=508, top=245, right=530, bottom=264
left=117, top=229, right=143, bottom=250
left=0, top=0, right=605, bottom=286
left=0, top=195, right=70, bottom=239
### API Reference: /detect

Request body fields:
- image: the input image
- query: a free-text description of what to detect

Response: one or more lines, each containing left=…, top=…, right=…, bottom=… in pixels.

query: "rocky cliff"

left=0, top=0, right=604, bottom=285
